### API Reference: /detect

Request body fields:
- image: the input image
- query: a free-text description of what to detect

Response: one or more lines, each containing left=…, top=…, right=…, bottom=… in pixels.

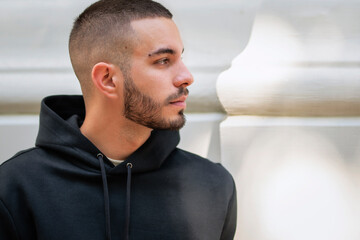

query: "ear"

left=91, top=62, right=121, bottom=98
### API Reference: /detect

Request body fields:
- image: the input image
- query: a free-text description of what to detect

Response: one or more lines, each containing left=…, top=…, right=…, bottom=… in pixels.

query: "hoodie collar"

left=35, top=95, right=180, bottom=174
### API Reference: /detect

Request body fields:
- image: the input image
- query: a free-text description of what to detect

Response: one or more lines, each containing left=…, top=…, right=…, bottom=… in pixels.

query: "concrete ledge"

left=218, top=66, right=360, bottom=116
left=0, top=113, right=225, bottom=164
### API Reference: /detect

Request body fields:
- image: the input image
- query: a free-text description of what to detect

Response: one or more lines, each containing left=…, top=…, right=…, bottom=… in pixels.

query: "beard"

left=123, top=75, right=188, bottom=130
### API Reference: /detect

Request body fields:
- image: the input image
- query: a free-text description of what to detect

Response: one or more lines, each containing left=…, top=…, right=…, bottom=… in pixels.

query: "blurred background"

left=1, top=0, right=359, bottom=239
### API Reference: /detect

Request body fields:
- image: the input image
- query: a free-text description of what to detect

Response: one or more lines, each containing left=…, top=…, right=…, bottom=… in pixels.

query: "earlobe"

left=91, top=62, right=118, bottom=97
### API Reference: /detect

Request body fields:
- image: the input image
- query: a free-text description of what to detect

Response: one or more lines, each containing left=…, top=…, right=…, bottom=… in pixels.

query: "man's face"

left=122, top=17, right=194, bottom=130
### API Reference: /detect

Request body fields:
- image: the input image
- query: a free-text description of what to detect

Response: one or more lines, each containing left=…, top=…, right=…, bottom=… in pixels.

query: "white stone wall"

left=0, top=0, right=248, bottom=162
left=0, top=0, right=252, bottom=114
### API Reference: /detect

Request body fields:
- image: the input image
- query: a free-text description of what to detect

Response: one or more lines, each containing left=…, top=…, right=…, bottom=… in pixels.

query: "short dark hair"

left=69, top=0, right=172, bottom=98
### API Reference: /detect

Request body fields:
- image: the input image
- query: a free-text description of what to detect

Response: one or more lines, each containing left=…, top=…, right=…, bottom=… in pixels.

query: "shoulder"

left=168, top=148, right=235, bottom=189
left=0, top=147, right=43, bottom=182
left=0, top=147, right=52, bottom=204
left=173, top=148, right=231, bottom=172
left=1, top=147, right=39, bottom=169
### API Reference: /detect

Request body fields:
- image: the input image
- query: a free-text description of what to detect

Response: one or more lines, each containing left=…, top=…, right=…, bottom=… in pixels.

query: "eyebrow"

left=148, top=47, right=184, bottom=57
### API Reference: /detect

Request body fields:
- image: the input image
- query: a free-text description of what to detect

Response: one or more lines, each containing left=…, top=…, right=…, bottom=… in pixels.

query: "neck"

left=80, top=105, right=152, bottom=160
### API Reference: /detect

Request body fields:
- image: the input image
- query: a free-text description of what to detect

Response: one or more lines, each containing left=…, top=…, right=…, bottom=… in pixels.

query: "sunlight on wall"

left=217, top=15, right=303, bottom=115
left=234, top=129, right=360, bottom=240
left=233, top=14, right=303, bottom=66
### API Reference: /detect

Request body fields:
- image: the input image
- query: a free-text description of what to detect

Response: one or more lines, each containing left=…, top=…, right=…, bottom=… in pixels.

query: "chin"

left=152, top=112, right=186, bottom=131
left=167, top=112, right=186, bottom=130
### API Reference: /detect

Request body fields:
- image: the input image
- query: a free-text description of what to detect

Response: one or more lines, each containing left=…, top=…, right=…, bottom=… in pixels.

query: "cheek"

left=130, top=61, right=176, bottom=98
left=134, top=75, right=173, bottom=98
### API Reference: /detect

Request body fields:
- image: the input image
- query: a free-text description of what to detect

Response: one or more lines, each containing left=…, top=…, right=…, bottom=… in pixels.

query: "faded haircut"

left=69, top=0, right=172, bottom=98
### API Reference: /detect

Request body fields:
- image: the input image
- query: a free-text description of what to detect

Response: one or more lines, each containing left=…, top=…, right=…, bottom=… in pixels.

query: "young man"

left=0, top=0, right=237, bottom=239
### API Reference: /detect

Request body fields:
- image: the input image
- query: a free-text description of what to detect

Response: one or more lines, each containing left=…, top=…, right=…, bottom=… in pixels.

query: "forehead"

left=130, top=17, right=183, bottom=56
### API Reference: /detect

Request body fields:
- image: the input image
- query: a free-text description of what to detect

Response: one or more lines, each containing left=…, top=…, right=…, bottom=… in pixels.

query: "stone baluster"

left=217, top=0, right=360, bottom=239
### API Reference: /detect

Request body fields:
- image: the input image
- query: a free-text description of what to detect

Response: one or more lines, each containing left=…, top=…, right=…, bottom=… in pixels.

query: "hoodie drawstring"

left=125, top=163, right=132, bottom=240
left=98, top=153, right=112, bottom=240
left=97, top=153, right=133, bottom=240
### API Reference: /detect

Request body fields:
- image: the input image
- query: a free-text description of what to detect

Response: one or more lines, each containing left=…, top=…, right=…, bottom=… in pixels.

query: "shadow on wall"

left=179, top=113, right=225, bottom=163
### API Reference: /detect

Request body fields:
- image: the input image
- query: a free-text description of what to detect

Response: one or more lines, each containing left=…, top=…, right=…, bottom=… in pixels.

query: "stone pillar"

left=217, top=0, right=360, bottom=239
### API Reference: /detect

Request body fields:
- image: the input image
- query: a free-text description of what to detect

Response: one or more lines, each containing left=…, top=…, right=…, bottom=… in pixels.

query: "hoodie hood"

left=35, top=95, right=180, bottom=174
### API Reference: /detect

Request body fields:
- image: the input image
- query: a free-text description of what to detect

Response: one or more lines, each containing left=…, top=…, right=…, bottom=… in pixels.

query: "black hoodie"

left=0, top=95, right=237, bottom=240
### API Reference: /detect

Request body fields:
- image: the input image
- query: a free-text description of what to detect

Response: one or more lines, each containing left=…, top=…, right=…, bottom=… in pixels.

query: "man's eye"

left=156, top=58, right=170, bottom=65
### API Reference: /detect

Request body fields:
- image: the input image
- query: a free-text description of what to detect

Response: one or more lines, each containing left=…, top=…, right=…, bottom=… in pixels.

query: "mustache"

left=166, top=88, right=189, bottom=103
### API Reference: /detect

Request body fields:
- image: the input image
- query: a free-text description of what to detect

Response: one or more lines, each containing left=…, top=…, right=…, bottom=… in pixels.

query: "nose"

left=173, top=61, right=194, bottom=88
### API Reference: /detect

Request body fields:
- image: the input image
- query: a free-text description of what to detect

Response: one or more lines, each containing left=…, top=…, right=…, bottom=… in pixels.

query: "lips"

left=170, top=96, right=187, bottom=103
left=170, top=95, right=187, bottom=108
